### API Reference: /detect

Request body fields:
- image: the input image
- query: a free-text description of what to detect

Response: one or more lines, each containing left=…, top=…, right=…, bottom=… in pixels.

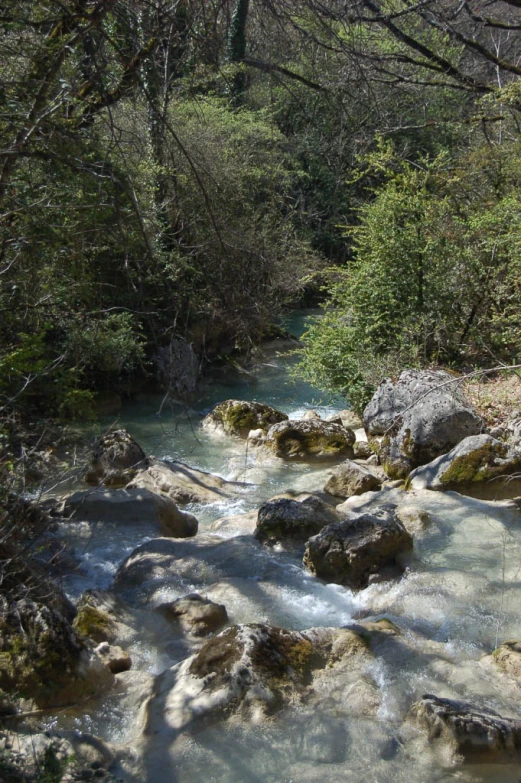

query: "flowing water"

left=47, top=312, right=521, bottom=783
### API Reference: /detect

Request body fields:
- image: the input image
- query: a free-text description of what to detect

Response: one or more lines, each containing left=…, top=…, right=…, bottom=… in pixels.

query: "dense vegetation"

left=2, top=0, right=521, bottom=470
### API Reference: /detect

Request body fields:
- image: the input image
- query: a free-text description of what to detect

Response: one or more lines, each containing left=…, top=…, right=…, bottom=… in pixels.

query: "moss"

left=73, top=605, right=112, bottom=643
left=189, top=626, right=241, bottom=680
left=440, top=442, right=510, bottom=485
left=212, top=400, right=286, bottom=437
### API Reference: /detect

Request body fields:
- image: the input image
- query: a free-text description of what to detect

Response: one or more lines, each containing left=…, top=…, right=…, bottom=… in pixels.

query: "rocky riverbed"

left=3, top=338, right=521, bottom=783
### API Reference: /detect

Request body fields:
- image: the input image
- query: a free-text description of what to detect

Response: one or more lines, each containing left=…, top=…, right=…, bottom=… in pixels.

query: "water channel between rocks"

left=47, top=313, right=521, bottom=783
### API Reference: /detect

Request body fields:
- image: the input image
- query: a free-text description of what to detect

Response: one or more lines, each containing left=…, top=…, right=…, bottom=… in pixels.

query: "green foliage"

left=298, top=140, right=521, bottom=411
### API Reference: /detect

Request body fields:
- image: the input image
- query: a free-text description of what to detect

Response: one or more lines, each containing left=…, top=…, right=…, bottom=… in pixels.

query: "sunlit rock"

left=324, top=460, right=382, bottom=499
left=63, top=487, right=198, bottom=538
left=128, top=457, right=240, bottom=505
left=364, top=370, right=483, bottom=479
left=202, top=399, right=288, bottom=438
left=409, top=434, right=521, bottom=499
left=263, top=419, right=355, bottom=461
left=157, top=593, right=228, bottom=637
left=85, top=429, right=148, bottom=487
left=303, top=508, right=413, bottom=589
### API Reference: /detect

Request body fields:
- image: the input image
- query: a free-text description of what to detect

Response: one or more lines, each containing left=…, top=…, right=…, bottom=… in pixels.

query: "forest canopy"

left=2, top=0, right=521, bottom=441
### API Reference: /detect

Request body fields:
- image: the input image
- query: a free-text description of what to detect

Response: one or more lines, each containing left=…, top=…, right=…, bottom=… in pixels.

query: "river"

left=47, top=312, right=521, bottom=783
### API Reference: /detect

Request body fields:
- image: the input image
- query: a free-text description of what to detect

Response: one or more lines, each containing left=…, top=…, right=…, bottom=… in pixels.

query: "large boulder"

left=84, top=429, right=148, bottom=487
left=303, top=508, right=413, bottom=589
left=263, top=419, right=355, bottom=461
left=409, top=434, right=521, bottom=499
left=254, top=495, right=340, bottom=545
left=324, top=460, right=382, bottom=499
left=491, top=640, right=521, bottom=684
left=127, top=458, right=240, bottom=505
left=0, top=597, right=112, bottom=709
left=202, top=400, right=288, bottom=438
left=407, top=694, right=521, bottom=763
left=62, top=487, right=198, bottom=538
left=363, top=370, right=483, bottom=479
left=142, top=623, right=373, bottom=732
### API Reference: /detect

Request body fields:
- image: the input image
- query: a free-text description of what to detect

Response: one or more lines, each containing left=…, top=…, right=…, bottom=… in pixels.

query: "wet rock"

left=85, top=428, right=148, bottom=486
left=94, top=641, right=132, bottom=674
left=409, top=434, right=521, bottom=499
left=353, top=441, right=373, bottom=459
left=128, top=458, right=243, bottom=505
left=63, top=487, right=198, bottom=538
left=157, top=593, right=228, bottom=637
left=492, top=640, right=521, bottom=683
left=142, top=624, right=372, bottom=732
left=324, top=460, right=382, bottom=499
left=263, top=419, right=355, bottom=461
left=0, top=597, right=113, bottom=709
left=254, top=495, right=340, bottom=545
left=302, top=409, right=321, bottom=420
left=210, top=510, right=258, bottom=535
left=326, top=410, right=363, bottom=429
left=303, top=509, right=413, bottom=589
left=364, top=370, right=483, bottom=479
left=395, top=505, right=433, bottom=536
left=203, top=399, right=288, bottom=438
left=407, top=694, right=521, bottom=763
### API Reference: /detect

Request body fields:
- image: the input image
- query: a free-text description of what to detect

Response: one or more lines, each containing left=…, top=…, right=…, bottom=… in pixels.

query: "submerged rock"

left=263, top=419, right=355, bottom=461
left=63, top=487, right=198, bottom=538
left=364, top=370, right=482, bottom=479
left=203, top=399, right=287, bottom=438
left=157, top=593, right=228, bottom=637
left=324, top=460, right=382, bottom=499
left=303, top=509, right=413, bottom=589
left=85, top=429, right=148, bottom=486
left=254, top=495, right=340, bottom=545
left=407, top=694, right=521, bottom=763
left=127, top=458, right=240, bottom=505
left=409, top=434, right=521, bottom=499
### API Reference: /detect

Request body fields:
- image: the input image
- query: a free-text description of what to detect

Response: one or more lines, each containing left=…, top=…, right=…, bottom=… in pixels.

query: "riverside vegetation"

left=4, top=1, right=521, bottom=781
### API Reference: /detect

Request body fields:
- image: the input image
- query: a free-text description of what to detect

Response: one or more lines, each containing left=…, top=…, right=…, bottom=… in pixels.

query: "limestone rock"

left=324, top=460, right=382, bottom=499
left=407, top=694, right=521, bottom=763
left=492, top=640, right=521, bottom=683
left=128, top=457, right=240, bottom=505
left=63, top=487, right=198, bottom=538
left=157, top=593, right=228, bottom=636
left=142, top=624, right=371, bottom=732
left=202, top=400, right=288, bottom=438
left=263, top=419, right=355, bottom=461
left=409, top=434, right=521, bottom=499
left=85, top=429, right=148, bottom=486
left=395, top=505, right=432, bottom=536
left=0, top=597, right=113, bottom=709
left=254, top=495, right=340, bottom=545
left=353, top=441, right=373, bottom=459
left=302, top=409, right=321, bottom=420
left=363, top=370, right=483, bottom=479
left=326, top=410, right=363, bottom=429
left=303, top=509, right=413, bottom=589
left=95, top=641, right=132, bottom=674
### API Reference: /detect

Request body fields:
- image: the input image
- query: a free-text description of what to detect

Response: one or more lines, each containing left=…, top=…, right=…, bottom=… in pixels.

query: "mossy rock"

left=264, top=419, right=355, bottom=461
left=203, top=400, right=288, bottom=438
left=0, top=598, right=111, bottom=708
left=439, top=440, right=511, bottom=484
left=73, top=604, right=113, bottom=643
